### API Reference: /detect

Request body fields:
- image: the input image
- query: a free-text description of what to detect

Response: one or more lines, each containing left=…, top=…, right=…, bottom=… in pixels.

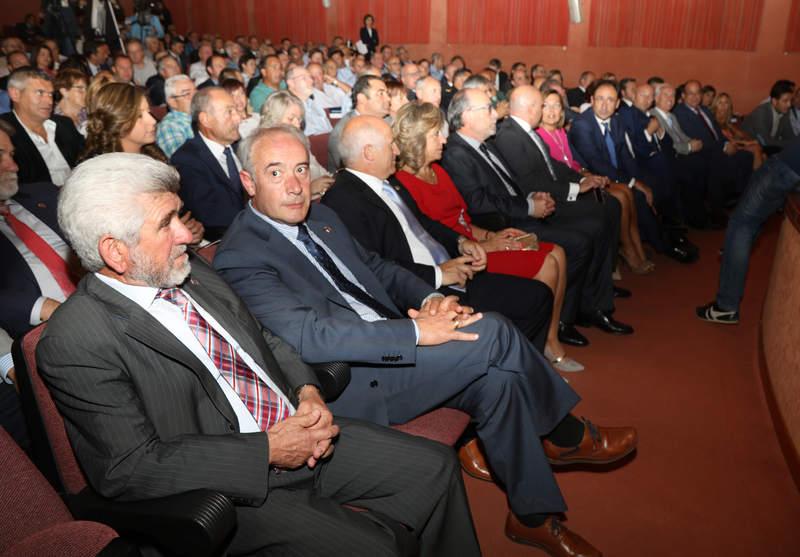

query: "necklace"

left=539, top=127, right=570, bottom=163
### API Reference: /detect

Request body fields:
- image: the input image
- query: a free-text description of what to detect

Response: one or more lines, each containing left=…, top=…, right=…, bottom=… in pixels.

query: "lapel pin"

left=37, top=202, right=47, bottom=208
left=323, top=226, right=332, bottom=233
left=190, top=278, right=199, bottom=285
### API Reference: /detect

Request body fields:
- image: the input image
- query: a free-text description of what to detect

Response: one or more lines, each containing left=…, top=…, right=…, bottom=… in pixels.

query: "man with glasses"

left=285, top=65, right=333, bottom=137
left=156, top=74, right=196, bottom=158
left=0, top=68, right=83, bottom=186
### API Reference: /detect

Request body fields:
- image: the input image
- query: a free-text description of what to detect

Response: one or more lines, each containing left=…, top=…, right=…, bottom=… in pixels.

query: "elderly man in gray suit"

left=214, top=123, right=639, bottom=557
left=36, top=152, right=480, bottom=557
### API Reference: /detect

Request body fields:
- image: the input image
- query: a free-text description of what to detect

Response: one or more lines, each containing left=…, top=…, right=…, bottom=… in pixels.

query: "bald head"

left=633, top=83, right=654, bottom=112
left=339, top=115, right=396, bottom=179
left=509, top=85, right=544, bottom=127
left=416, top=76, right=441, bottom=107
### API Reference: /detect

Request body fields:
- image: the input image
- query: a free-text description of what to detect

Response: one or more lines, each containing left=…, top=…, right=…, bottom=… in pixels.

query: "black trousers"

left=229, top=419, right=480, bottom=556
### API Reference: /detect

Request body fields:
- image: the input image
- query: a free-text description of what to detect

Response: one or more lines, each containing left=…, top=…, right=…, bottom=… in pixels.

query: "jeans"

left=716, top=157, right=800, bottom=312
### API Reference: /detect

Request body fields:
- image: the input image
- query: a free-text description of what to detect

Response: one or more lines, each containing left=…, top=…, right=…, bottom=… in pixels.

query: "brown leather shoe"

left=458, top=438, right=493, bottom=481
left=505, top=513, right=602, bottom=557
left=543, top=418, right=637, bottom=466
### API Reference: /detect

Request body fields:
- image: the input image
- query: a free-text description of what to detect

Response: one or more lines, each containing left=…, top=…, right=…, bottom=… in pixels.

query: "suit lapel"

left=194, top=137, right=239, bottom=196
left=5, top=113, right=50, bottom=182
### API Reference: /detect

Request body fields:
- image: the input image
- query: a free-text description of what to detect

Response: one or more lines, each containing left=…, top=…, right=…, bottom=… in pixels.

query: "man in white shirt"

left=306, top=62, right=350, bottom=110
left=189, top=42, right=213, bottom=85
left=126, top=38, right=158, bottom=87
left=285, top=65, right=333, bottom=136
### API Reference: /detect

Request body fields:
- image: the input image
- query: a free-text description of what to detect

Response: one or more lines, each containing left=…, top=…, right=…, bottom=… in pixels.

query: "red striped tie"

left=157, top=287, right=289, bottom=431
left=1, top=207, right=76, bottom=297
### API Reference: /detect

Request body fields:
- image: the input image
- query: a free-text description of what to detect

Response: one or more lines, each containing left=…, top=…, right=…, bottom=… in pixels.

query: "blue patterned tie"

left=380, top=181, right=451, bottom=264
left=224, top=146, right=244, bottom=192
left=603, top=121, right=618, bottom=169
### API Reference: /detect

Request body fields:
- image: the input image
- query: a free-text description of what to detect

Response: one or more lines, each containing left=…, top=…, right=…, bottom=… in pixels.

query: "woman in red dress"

left=392, top=102, right=583, bottom=372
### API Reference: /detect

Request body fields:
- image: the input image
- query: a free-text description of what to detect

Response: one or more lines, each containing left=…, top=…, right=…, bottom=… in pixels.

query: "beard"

left=128, top=243, right=191, bottom=288
left=0, top=172, right=19, bottom=201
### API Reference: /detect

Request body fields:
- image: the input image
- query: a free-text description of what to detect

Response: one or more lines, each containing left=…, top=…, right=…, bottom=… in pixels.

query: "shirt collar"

left=199, top=131, right=230, bottom=157
left=594, top=114, right=611, bottom=128
left=509, top=114, right=532, bottom=134
left=94, top=272, right=160, bottom=310
left=346, top=168, right=387, bottom=196
left=654, top=107, right=671, bottom=120
left=622, top=98, right=633, bottom=107
left=457, top=131, right=483, bottom=151
left=14, top=110, right=56, bottom=136
left=247, top=201, right=299, bottom=240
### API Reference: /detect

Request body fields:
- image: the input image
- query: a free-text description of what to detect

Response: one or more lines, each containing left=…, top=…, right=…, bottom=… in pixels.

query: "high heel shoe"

left=619, top=252, right=655, bottom=275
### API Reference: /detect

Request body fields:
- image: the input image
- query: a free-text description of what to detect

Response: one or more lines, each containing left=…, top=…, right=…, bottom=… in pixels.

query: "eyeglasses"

left=467, top=103, right=494, bottom=113
left=171, top=91, right=193, bottom=99
left=71, top=85, right=87, bottom=92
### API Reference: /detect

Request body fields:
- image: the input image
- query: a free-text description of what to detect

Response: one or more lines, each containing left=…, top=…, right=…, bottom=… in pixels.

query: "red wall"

left=3, top=0, right=797, bottom=112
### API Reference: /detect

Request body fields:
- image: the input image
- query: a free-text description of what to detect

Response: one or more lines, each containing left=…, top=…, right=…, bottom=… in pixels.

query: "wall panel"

left=786, top=0, right=800, bottom=51
left=447, top=0, right=569, bottom=45
left=334, top=0, right=431, bottom=45
left=253, top=0, right=327, bottom=44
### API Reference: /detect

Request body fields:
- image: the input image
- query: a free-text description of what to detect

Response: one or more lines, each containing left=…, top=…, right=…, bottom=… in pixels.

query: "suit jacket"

left=742, top=102, right=796, bottom=148
left=359, top=27, right=379, bottom=53
left=440, top=131, right=529, bottom=229
left=37, top=255, right=318, bottom=504
left=321, top=169, right=459, bottom=285
left=197, top=78, right=216, bottom=90
left=652, top=108, right=694, bottom=155
left=0, top=182, right=73, bottom=338
left=214, top=204, right=432, bottom=424
left=0, top=112, right=84, bottom=185
left=673, top=103, right=725, bottom=154
left=171, top=135, right=245, bottom=241
left=145, top=73, right=166, bottom=106
left=566, top=87, right=587, bottom=109
left=497, top=71, right=509, bottom=94
left=493, top=117, right=583, bottom=202
left=617, top=103, right=664, bottom=160
left=568, top=108, right=638, bottom=183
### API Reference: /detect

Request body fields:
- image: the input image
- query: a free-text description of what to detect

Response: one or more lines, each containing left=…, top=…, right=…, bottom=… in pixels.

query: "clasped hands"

left=439, top=238, right=488, bottom=287
left=408, top=295, right=483, bottom=346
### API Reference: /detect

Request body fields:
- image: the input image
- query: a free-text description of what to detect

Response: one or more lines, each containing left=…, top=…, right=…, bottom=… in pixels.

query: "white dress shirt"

left=15, top=111, right=71, bottom=186
left=0, top=200, right=70, bottom=326
left=509, top=115, right=581, bottom=201
left=199, top=132, right=242, bottom=178
left=189, top=61, right=209, bottom=85
left=303, top=96, right=334, bottom=136
left=94, top=273, right=295, bottom=433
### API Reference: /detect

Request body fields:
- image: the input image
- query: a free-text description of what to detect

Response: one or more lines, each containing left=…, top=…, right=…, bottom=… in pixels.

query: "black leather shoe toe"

left=613, top=286, right=632, bottom=299
left=584, top=310, right=634, bottom=335
left=558, top=322, right=589, bottom=347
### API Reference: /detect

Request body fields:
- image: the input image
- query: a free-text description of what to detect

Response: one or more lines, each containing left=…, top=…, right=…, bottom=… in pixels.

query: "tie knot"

left=479, top=142, right=489, bottom=154
left=157, top=287, right=189, bottom=308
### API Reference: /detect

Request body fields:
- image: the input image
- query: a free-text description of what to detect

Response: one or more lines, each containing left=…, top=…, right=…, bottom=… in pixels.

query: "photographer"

left=126, top=0, right=164, bottom=41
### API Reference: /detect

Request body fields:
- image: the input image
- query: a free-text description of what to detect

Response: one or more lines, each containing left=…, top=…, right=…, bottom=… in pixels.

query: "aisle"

left=466, top=217, right=800, bottom=556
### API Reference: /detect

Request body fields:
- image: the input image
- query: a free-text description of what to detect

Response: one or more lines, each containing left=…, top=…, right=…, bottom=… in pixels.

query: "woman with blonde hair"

left=259, top=90, right=334, bottom=200
left=392, top=102, right=583, bottom=372
left=711, top=92, right=764, bottom=169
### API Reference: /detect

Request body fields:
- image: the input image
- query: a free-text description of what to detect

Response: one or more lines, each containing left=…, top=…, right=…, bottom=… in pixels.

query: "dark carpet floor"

left=466, top=216, right=800, bottom=556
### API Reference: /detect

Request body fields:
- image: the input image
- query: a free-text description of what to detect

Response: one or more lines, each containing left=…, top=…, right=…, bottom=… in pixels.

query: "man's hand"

left=267, top=410, right=340, bottom=470
left=180, top=212, right=205, bottom=245
left=411, top=307, right=483, bottom=346
left=40, top=298, right=61, bottom=322
left=439, top=256, right=477, bottom=288
left=689, top=139, right=703, bottom=152
left=531, top=192, right=556, bottom=218
left=578, top=175, right=604, bottom=193
left=7, top=368, right=17, bottom=393
left=295, top=385, right=335, bottom=466
left=458, top=239, right=487, bottom=271
left=646, top=116, right=660, bottom=135
left=310, top=175, right=335, bottom=201
left=416, top=294, right=474, bottom=317
left=723, top=141, right=738, bottom=155
left=634, top=180, right=655, bottom=209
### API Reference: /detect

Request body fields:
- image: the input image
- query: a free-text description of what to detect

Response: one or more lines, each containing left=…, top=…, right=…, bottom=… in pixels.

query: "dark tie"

left=157, top=287, right=289, bottom=431
left=694, top=108, right=719, bottom=140
left=380, top=181, right=451, bottom=264
left=479, top=143, right=518, bottom=194
left=602, top=122, right=618, bottom=168
left=529, top=130, right=557, bottom=180
left=224, top=146, right=243, bottom=192
left=296, top=224, right=401, bottom=319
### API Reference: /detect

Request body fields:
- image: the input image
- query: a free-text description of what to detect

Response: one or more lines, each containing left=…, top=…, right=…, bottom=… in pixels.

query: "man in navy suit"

left=569, top=80, right=695, bottom=263
left=214, top=125, right=638, bottom=557
left=171, top=87, right=244, bottom=241
left=673, top=80, right=753, bottom=225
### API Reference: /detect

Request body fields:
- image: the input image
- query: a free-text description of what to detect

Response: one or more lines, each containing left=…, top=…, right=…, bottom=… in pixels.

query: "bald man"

left=415, top=76, right=442, bottom=107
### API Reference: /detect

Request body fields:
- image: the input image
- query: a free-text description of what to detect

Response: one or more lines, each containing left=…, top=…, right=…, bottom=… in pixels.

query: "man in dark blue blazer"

left=673, top=80, right=753, bottom=221
left=171, top=87, right=244, bottom=241
left=214, top=125, right=638, bottom=556
left=569, top=80, right=695, bottom=262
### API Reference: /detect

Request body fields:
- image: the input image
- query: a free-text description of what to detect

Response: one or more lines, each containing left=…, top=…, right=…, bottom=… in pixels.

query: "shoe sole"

left=547, top=444, right=637, bottom=466
left=506, top=531, right=558, bottom=556
left=460, top=463, right=494, bottom=482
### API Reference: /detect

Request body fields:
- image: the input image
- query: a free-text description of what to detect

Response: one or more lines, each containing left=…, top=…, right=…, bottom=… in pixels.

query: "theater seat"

left=0, top=426, right=122, bottom=557
left=309, top=132, right=330, bottom=170
left=149, top=105, right=167, bottom=122
left=12, top=325, right=237, bottom=557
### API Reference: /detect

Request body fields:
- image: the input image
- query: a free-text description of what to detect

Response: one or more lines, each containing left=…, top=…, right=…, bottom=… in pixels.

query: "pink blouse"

left=536, top=127, right=582, bottom=172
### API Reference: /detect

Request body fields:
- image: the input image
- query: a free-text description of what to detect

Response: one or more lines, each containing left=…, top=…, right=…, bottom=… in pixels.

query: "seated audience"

left=307, top=61, right=351, bottom=110
left=31, top=43, right=55, bottom=78
left=214, top=124, right=637, bottom=557
left=54, top=68, right=88, bottom=136
left=285, top=65, right=333, bottom=136
left=111, top=53, right=134, bottom=84
left=698, top=137, right=800, bottom=324
left=1, top=68, right=83, bottom=186
left=415, top=76, right=442, bottom=107
left=393, top=102, right=582, bottom=372
left=249, top=54, right=285, bottom=113
left=171, top=87, right=243, bottom=241
left=259, top=91, right=334, bottom=200
left=385, top=78, right=409, bottom=123
left=400, top=62, right=420, bottom=100
left=711, top=92, right=764, bottom=169
left=742, top=80, right=795, bottom=152
left=42, top=149, right=480, bottom=555
left=441, top=88, right=632, bottom=341
left=222, top=78, right=259, bottom=139
left=156, top=74, right=196, bottom=157
left=567, top=71, right=595, bottom=109
left=238, top=51, right=258, bottom=89
left=701, top=84, right=716, bottom=108
left=146, top=54, right=182, bottom=106
left=197, top=53, right=227, bottom=89
left=83, top=40, right=110, bottom=76
left=328, top=75, right=390, bottom=171
left=790, top=87, right=800, bottom=137
left=0, top=50, right=30, bottom=92
left=189, top=41, right=212, bottom=84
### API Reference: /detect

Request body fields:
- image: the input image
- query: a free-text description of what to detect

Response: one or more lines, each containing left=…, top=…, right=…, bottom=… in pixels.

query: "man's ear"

left=362, top=144, right=375, bottom=163
left=240, top=170, right=257, bottom=197
left=98, top=235, right=130, bottom=276
left=7, top=87, right=21, bottom=104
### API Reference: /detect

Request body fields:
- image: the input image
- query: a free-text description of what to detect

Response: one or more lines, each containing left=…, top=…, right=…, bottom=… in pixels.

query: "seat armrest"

left=66, top=488, right=236, bottom=557
left=311, top=361, right=351, bottom=401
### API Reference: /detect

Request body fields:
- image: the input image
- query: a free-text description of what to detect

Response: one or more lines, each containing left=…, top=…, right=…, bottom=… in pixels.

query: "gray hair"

left=654, top=82, right=674, bottom=98
left=338, top=116, right=389, bottom=167
left=164, top=74, right=192, bottom=99
left=259, top=90, right=304, bottom=128
left=58, top=153, right=180, bottom=272
left=462, top=74, right=491, bottom=90
left=237, top=125, right=309, bottom=177
left=447, top=89, right=471, bottom=131
left=7, top=68, right=52, bottom=92
left=190, top=86, right=221, bottom=124
left=157, top=54, right=179, bottom=73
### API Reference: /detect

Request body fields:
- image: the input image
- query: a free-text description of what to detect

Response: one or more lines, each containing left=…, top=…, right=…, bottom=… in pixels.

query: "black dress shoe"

left=558, top=322, right=589, bottom=347
left=664, top=244, right=698, bottom=264
left=613, top=286, right=632, bottom=299
left=578, top=310, right=634, bottom=335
